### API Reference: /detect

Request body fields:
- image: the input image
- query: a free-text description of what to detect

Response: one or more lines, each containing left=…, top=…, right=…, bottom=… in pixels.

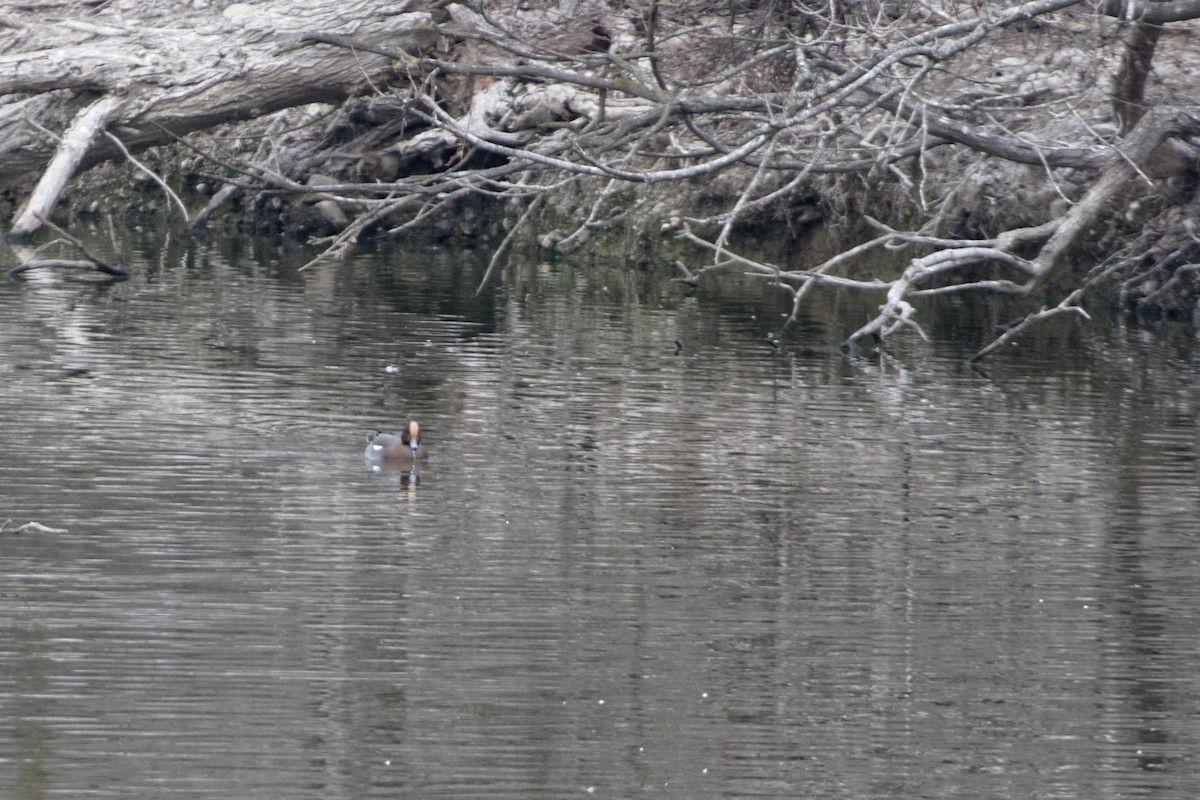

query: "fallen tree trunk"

left=3, top=0, right=1200, bottom=364
left=0, top=0, right=438, bottom=236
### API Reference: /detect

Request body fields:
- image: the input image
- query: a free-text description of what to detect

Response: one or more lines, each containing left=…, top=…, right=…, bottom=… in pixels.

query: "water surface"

left=2, top=232, right=1199, bottom=799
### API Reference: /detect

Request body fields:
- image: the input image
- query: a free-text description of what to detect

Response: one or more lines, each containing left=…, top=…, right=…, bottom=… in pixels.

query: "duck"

left=365, top=420, right=428, bottom=462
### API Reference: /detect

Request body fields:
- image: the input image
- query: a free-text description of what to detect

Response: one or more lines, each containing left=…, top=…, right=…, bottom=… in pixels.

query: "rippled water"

left=2, top=230, right=1200, bottom=799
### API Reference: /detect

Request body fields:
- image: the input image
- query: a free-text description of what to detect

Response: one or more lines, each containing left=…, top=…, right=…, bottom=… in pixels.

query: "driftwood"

left=0, top=519, right=69, bottom=535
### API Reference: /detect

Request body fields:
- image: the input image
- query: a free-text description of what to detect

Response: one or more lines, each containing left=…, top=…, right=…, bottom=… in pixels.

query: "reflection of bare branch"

left=6, top=213, right=128, bottom=278
left=477, top=190, right=548, bottom=293
left=292, top=0, right=1200, bottom=358
left=967, top=290, right=1090, bottom=364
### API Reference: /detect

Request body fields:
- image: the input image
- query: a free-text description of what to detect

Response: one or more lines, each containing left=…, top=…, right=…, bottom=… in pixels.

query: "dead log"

left=0, top=1, right=440, bottom=236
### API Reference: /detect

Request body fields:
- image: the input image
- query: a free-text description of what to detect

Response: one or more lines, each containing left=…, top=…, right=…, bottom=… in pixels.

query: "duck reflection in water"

left=365, top=421, right=428, bottom=483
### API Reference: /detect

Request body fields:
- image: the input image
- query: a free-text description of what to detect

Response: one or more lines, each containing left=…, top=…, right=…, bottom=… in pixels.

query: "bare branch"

left=477, top=190, right=548, bottom=294
left=967, top=290, right=1091, bottom=364
left=6, top=213, right=128, bottom=278
left=104, top=130, right=189, bottom=223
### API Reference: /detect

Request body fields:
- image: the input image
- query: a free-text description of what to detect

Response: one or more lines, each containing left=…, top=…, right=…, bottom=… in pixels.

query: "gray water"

left=2, top=230, right=1199, bottom=799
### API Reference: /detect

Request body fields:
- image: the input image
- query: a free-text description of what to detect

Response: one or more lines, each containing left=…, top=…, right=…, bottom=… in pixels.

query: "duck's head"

left=401, top=420, right=420, bottom=452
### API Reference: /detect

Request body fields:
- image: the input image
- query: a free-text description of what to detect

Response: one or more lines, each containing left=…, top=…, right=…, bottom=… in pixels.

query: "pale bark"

left=0, top=0, right=437, bottom=233
left=1098, top=0, right=1200, bottom=23
left=10, top=95, right=123, bottom=238
left=3, top=0, right=1200, bottom=361
left=1033, top=107, right=1200, bottom=289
